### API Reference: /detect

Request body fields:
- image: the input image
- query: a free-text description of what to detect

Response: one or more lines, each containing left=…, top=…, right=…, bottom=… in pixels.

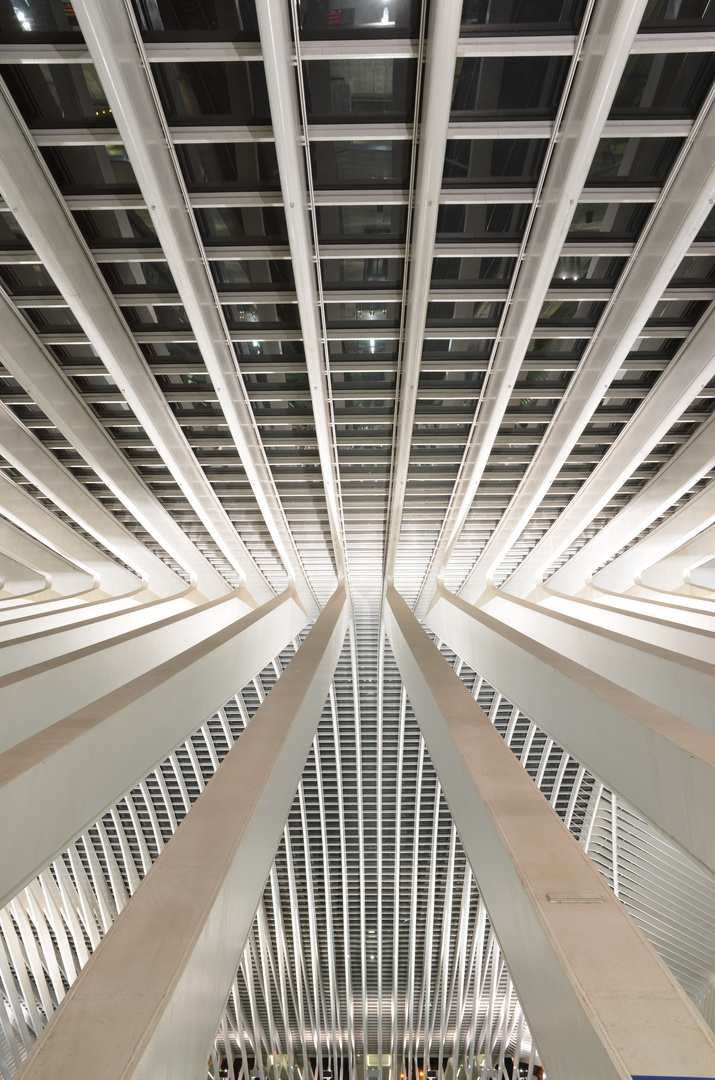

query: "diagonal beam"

left=412, top=0, right=646, bottom=614
left=383, top=0, right=463, bottom=581
left=0, top=518, right=93, bottom=598
left=71, top=0, right=318, bottom=611
left=17, top=586, right=347, bottom=1080
left=386, top=585, right=715, bottom=1080
left=426, top=585, right=715, bottom=878
left=501, top=299, right=715, bottom=596
left=254, top=0, right=346, bottom=580
left=0, top=79, right=282, bottom=606
left=0, top=586, right=312, bottom=908
left=455, top=79, right=715, bottom=604
left=642, top=515, right=715, bottom=593
left=0, top=470, right=141, bottom=599
left=0, top=290, right=241, bottom=600
left=0, top=402, right=189, bottom=599
left=546, top=411, right=715, bottom=597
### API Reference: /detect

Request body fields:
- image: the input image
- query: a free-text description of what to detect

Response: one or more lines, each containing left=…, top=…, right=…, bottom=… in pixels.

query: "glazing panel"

left=612, top=53, right=715, bottom=116
left=436, top=204, right=529, bottom=239
left=451, top=57, right=568, bottom=116
left=671, top=255, right=715, bottom=282
left=0, top=64, right=112, bottom=124
left=443, top=139, right=547, bottom=183
left=152, top=62, right=269, bottom=122
left=176, top=144, right=280, bottom=187
left=73, top=208, right=158, bottom=242
left=0, top=211, right=29, bottom=247
left=0, top=0, right=81, bottom=34
left=316, top=205, right=407, bottom=239
left=211, top=260, right=295, bottom=285
left=321, top=258, right=403, bottom=285
left=426, top=300, right=503, bottom=322
left=0, top=263, right=59, bottom=292
left=41, top=145, right=138, bottom=190
left=539, top=299, right=605, bottom=324
left=568, top=203, right=650, bottom=238
left=324, top=301, right=401, bottom=326
left=586, top=137, right=682, bottom=184
left=131, top=0, right=257, bottom=34
left=298, top=0, right=418, bottom=34
left=223, top=303, right=300, bottom=326
left=461, top=0, right=585, bottom=29
left=100, top=262, right=176, bottom=290
left=195, top=206, right=288, bottom=241
left=431, top=256, right=516, bottom=283
left=642, top=0, right=715, bottom=27
left=552, top=255, right=626, bottom=284
left=311, top=141, right=411, bottom=186
left=303, top=60, right=415, bottom=119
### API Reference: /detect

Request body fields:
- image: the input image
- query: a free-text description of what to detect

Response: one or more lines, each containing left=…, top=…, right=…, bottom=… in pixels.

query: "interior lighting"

left=13, top=5, right=32, bottom=29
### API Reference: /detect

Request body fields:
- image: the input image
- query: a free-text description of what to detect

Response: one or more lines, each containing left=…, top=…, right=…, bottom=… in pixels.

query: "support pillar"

left=18, top=586, right=348, bottom=1080
left=386, top=586, right=715, bottom=1080
left=426, top=586, right=715, bottom=876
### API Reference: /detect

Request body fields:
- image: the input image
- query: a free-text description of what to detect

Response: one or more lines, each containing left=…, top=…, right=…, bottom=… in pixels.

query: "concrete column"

left=19, top=586, right=348, bottom=1080
left=425, top=586, right=715, bottom=876
left=0, top=587, right=309, bottom=906
left=386, top=586, right=715, bottom=1080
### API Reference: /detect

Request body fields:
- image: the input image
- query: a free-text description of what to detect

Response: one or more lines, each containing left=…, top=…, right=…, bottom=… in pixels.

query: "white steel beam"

left=476, top=587, right=715, bottom=736
left=0, top=517, right=94, bottom=598
left=255, top=0, right=346, bottom=578
left=384, top=0, right=463, bottom=580
left=0, top=585, right=312, bottom=908
left=71, top=0, right=317, bottom=613
left=386, top=585, right=715, bottom=1080
left=0, top=553, right=46, bottom=598
left=17, top=587, right=347, bottom=1080
left=412, top=0, right=647, bottom=613
left=0, top=585, right=260, bottom=758
left=456, top=80, right=715, bottom=604
left=642, top=518, right=715, bottom=594
left=0, top=80, right=275, bottom=605
left=547, top=411, right=715, bottom=597
left=502, top=299, right=715, bottom=596
left=0, top=402, right=190, bottom=599
left=0, top=470, right=144, bottom=599
left=426, top=586, right=715, bottom=877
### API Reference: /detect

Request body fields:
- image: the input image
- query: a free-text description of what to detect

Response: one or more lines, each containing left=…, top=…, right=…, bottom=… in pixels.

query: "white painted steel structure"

left=2, top=1, right=715, bottom=1078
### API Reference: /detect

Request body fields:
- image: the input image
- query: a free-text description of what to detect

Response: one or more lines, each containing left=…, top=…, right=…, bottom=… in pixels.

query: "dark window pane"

left=426, top=300, right=503, bottom=323
left=195, top=206, right=288, bottom=242
left=298, top=0, right=418, bottom=34
left=131, top=0, right=257, bottom=34
left=74, top=208, right=158, bottom=242
left=672, top=255, right=715, bottom=282
left=451, top=57, right=568, bottom=116
left=321, top=258, right=402, bottom=285
left=0, top=0, right=81, bottom=35
left=436, top=204, right=529, bottom=240
left=175, top=143, right=280, bottom=188
left=462, top=0, right=586, bottom=29
left=587, top=137, right=682, bottom=184
left=443, top=139, right=547, bottom=183
left=317, top=205, right=407, bottom=240
left=0, top=262, right=58, bottom=293
left=211, top=260, right=295, bottom=286
left=303, top=59, right=415, bottom=119
left=0, top=64, right=113, bottom=124
left=41, top=145, right=138, bottom=190
left=432, top=255, right=516, bottom=284
left=0, top=210, right=31, bottom=246
left=311, top=140, right=411, bottom=186
left=100, top=262, right=176, bottom=291
left=568, top=203, right=650, bottom=238
left=152, top=62, right=269, bottom=122
left=552, top=255, right=626, bottom=284
left=223, top=303, right=299, bottom=327
left=612, top=54, right=715, bottom=116
left=325, top=301, right=401, bottom=327
left=642, top=0, right=715, bottom=27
